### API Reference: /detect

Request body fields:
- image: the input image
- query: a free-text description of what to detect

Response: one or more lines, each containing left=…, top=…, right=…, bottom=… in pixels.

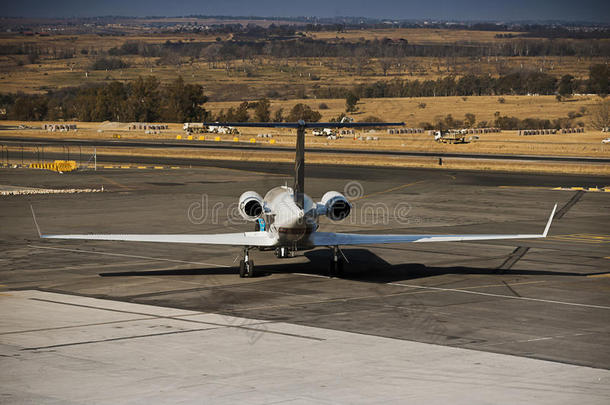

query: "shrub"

left=318, top=102, right=329, bottom=110
left=90, top=57, right=129, bottom=70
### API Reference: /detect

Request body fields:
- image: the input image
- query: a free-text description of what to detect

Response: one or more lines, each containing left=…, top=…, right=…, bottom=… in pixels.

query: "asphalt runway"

left=1, top=162, right=610, bottom=377
left=2, top=135, right=610, bottom=163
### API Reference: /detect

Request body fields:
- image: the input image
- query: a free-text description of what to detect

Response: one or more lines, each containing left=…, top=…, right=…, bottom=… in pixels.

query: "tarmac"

left=1, top=163, right=610, bottom=403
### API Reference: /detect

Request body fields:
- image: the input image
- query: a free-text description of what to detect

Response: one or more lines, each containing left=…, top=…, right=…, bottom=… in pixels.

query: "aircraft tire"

left=239, top=260, right=246, bottom=278
left=245, top=260, right=255, bottom=277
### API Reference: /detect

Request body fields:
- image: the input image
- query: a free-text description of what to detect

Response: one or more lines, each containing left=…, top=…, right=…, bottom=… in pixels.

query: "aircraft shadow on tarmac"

left=99, top=248, right=593, bottom=283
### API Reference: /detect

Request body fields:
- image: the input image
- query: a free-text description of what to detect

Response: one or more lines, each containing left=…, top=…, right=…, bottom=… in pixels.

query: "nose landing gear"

left=329, top=245, right=344, bottom=277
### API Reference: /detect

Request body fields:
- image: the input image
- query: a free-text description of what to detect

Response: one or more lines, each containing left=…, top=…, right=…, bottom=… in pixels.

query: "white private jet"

left=36, top=121, right=557, bottom=278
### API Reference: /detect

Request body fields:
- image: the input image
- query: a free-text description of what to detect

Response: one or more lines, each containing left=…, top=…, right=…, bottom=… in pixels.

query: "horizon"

left=1, top=0, right=609, bottom=24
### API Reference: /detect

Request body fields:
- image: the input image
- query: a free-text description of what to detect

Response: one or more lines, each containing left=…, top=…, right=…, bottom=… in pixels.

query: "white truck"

left=312, top=128, right=334, bottom=137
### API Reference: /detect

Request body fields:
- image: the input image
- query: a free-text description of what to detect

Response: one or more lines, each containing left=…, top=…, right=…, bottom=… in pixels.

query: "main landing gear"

left=329, top=245, right=344, bottom=277
left=239, top=247, right=255, bottom=278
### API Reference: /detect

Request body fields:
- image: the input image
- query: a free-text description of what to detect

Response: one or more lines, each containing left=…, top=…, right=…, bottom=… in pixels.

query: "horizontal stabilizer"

left=203, top=121, right=404, bottom=129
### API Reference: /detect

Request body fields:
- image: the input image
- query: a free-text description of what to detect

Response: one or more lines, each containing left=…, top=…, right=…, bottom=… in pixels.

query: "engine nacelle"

left=320, top=191, right=352, bottom=221
left=239, top=191, right=264, bottom=221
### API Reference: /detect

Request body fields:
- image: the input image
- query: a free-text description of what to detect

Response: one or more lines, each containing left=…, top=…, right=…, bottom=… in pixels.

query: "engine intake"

left=320, top=191, right=352, bottom=221
left=239, top=191, right=264, bottom=221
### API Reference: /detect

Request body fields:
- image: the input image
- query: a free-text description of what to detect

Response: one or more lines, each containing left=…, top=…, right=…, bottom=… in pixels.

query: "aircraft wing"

left=310, top=204, right=557, bottom=246
left=41, top=231, right=278, bottom=246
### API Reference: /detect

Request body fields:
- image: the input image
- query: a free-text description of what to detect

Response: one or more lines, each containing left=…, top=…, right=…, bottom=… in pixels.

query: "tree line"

left=1, top=76, right=324, bottom=123
left=105, top=37, right=609, bottom=60
left=5, top=76, right=208, bottom=123
left=314, top=65, right=609, bottom=99
left=2, top=65, right=607, bottom=123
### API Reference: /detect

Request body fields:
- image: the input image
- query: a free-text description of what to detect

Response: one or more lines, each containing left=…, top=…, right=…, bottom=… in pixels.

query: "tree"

left=589, top=100, right=610, bottom=130
left=272, top=107, right=284, bottom=122
left=379, top=58, right=392, bottom=76
left=90, top=57, right=129, bottom=70
left=163, top=76, right=207, bottom=122
left=345, top=92, right=359, bottom=113
left=233, top=101, right=250, bottom=122
left=558, top=74, right=575, bottom=98
left=93, top=81, right=127, bottom=121
left=9, top=95, right=48, bottom=120
left=464, top=113, right=476, bottom=128
left=253, top=98, right=271, bottom=122
left=287, top=103, right=321, bottom=122
left=127, top=76, right=161, bottom=122
left=589, top=64, right=610, bottom=98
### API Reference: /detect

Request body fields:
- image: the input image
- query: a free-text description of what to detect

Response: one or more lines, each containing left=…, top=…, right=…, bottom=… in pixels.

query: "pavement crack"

left=554, top=190, right=585, bottom=220
left=21, top=327, right=219, bottom=351
left=501, top=280, right=522, bottom=297
left=497, top=246, right=530, bottom=271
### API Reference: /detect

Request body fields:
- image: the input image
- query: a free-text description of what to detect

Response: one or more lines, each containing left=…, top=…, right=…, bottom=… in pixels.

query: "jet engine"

left=320, top=191, right=352, bottom=221
left=238, top=191, right=264, bottom=221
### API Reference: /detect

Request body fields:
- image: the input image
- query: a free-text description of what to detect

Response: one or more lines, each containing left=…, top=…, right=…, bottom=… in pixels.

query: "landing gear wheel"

left=245, top=259, right=255, bottom=278
left=239, top=259, right=256, bottom=278
left=239, top=259, right=246, bottom=278
left=336, top=258, right=344, bottom=275
left=329, top=246, right=344, bottom=277
left=329, top=258, right=344, bottom=277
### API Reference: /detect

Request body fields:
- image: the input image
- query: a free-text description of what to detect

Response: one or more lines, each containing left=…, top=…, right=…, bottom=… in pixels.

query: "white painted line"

left=291, top=273, right=330, bottom=279
left=29, top=245, right=230, bottom=268
left=387, top=282, right=610, bottom=310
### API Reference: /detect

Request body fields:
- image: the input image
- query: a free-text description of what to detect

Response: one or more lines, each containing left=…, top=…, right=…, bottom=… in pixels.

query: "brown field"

left=307, top=28, right=523, bottom=44
left=0, top=29, right=606, bottom=99
left=3, top=94, right=610, bottom=161
left=1, top=53, right=603, bottom=99
left=209, top=94, right=603, bottom=127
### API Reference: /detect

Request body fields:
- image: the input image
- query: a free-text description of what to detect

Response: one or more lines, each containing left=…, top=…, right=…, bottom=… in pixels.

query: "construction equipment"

left=30, top=160, right=77, bottom=172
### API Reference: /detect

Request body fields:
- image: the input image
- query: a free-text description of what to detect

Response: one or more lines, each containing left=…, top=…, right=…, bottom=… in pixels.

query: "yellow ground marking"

left=587, top=273, right=610, bottom=278
left=154, top=166, right=163, bottom=169
left=98, top=175, right=132, bottom=190
left=498, top=186, right=550, bottom=190
left=352, top=180, right=427, bottom=201
left=548, top=234, right=610, bottom=244
left=137, top=166, right=147, bottom=169
left=500, top=186, right=609, bottom=192
left=103, top=165, right=115, bottom=169
left=170, top=166, right=180, bottom=169
left=120, top=165, right=130, bottom=169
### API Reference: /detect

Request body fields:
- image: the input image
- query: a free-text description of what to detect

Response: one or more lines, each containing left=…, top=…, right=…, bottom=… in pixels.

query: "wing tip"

left=543, top=203, right=558, bottom=237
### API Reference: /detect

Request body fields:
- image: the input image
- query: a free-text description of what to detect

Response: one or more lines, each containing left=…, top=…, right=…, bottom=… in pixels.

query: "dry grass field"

left=0, top=29, right=606, bottom=99
left=208, top=94, right=602, bottom=127
left=307, top=28, right=522, bottom=44
left=1, top=53, right=603, bottom=98
left=3, top=93, right=610, bottom=161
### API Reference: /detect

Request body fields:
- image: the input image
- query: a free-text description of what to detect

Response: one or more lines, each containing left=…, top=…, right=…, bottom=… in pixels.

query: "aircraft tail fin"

left=294, top=124, right=305, bottom=209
